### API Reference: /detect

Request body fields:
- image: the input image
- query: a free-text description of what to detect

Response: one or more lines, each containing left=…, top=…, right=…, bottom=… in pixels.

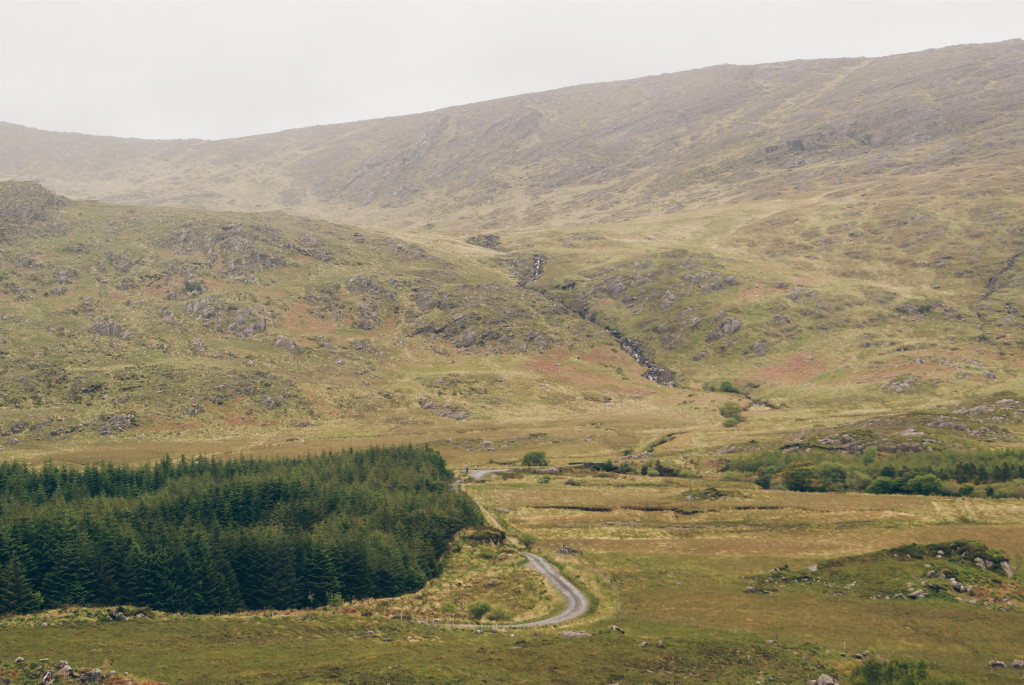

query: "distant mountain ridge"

left=3, top=40, right=1022, bottom=231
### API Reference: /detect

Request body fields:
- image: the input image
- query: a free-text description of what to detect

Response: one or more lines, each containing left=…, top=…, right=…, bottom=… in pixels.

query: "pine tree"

left=0, top=555, right=43, bottom=615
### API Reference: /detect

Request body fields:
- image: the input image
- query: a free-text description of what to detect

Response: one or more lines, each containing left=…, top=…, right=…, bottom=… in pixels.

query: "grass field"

left=3, top=468, right=1022, bottom=683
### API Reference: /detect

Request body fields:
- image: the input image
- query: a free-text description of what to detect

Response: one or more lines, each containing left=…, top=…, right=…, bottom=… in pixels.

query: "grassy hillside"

left=2, top=178, right=1024, bottom=463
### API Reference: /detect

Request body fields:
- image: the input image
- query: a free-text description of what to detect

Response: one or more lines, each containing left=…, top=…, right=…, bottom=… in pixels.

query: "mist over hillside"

left=3, top=40, right=1022, bottom=231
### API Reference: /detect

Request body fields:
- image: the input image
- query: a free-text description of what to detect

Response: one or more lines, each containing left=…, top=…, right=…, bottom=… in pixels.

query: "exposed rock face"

left=879, top=374, right=919, bottom=393
left=705, top=316, right=742, bottom=342
left=88, top=319, right=125, bottom=337
left=467, top=234, right=502, bottom=250
left=184, top=295, right=268, bottom=338
left=98, top=413, right=136, bottom=435
left=275, top=335, right=300, bottom=353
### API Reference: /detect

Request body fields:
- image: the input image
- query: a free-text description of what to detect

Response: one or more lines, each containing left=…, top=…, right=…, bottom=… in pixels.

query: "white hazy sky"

left=1, top=0, right=1022, bottom=141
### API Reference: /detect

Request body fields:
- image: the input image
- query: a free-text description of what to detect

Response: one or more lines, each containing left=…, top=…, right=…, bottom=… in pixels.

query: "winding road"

left=443, top=552, right=590, bottom=629
left=449, top=471, right=590, bottom=628
left=510, top=552, right=590, bottom=627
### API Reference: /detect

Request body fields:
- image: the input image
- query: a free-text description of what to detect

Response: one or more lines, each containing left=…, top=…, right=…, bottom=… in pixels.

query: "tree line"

left=724, top=447, right=1024, bottom=497
left=0, top=446, right=482, bottom=615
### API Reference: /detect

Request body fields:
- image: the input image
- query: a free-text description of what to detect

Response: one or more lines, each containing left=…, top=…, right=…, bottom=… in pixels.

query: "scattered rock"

left=561, top=630, right=591, bottom=638
left=467, top=234, right=502, bottom=250
left=557, top=545, right=583, bottom=556
left=705, top=315, right=742, bottom=342
left=88, top=319, right=125, bottom=337
left=879, top=374, right=918, bottom=393
left=275, top=335, right=300, bottom=353
left=97, top=413, right=136, bottom=435
left=748, top=339, right=771, bottom=357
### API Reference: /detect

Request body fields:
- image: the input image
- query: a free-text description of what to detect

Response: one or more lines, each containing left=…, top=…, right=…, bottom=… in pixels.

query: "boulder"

left=908, top=589, right=927, bottom=599
left=88, top=319, right=125, bottom=337
left=989, top=660, right=1006, bottom=668
left=1000, top=561, right=1015, bottom=578
left=80, top=670, right=106, bottom=683
left=275, top=335, right=300, bottom=353
left=1011, top=660, right=1024, bottom=669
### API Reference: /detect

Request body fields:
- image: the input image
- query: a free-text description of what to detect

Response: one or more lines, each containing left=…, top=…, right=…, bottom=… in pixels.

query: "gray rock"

left=14, top=657, right=23, bottom=664
left=1000, top=561, right=1014, bottom=578
left=88, top=319, right=125, bottom=337
left=1011, top=660, right=1024, bottom=669
left=609, top=625, right=625, bottom=634
left=908, top=589, right=927, bottom=599
left=79, top=669, right=106, bottom=683
left=560, top=630, right=591, bottom=638
left=98, top=413, right=136, bottom=435
left=275, top=335, right=300, bottom=353
left=814, top=677, right=837, bottom=685
left=705, top=315, right=742, bottom=342
left=41, top=671, right=55, bottom=685
left=989, top=660, right=1006, bottom=668
left=748, top=339, right=771, bottom=357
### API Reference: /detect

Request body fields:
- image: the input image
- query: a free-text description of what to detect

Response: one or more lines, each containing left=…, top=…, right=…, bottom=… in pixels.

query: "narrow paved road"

left=508, top=552, right=590, bottom=627
left=444, top=551, right=590, bottom=629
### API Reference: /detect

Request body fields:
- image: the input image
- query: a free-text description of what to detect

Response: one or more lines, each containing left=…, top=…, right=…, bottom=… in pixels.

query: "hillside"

left=2, top=41, right=1024, bottom=461
left=2, top=40, right=1022, bottom=232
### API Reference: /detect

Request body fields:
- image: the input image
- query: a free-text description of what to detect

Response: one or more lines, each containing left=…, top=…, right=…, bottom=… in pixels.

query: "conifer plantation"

left=0, top=446, right=482, bottom=615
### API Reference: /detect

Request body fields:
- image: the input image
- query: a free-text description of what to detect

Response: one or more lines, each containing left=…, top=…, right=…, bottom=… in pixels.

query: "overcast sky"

left=1, top=1, right=1022, bottom=141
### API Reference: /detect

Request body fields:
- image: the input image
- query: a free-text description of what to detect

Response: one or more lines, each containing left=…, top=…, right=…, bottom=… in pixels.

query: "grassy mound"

left=747, top=540, right=1021, bottom=605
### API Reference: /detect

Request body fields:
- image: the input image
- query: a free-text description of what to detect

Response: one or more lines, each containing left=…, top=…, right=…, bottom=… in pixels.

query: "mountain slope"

left=0, top=182, right=686, bottom=459
left=2, top=41, right=1024, bottom=461
left=3, top=40, right=1023, bottom=232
